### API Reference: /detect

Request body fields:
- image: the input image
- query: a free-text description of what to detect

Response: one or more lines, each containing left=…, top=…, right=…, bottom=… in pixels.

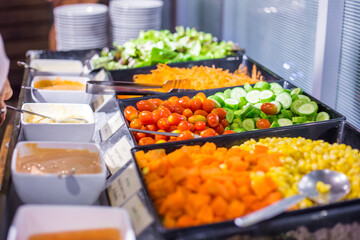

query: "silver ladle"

left=5, top=105, right=89, bottom=124
left=235, top=169, right=351, bottom=227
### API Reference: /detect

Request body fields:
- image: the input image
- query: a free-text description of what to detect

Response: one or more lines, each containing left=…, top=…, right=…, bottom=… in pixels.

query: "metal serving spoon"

left=235, top=169, right=351, bottom=227
left=5, top=105, right=89, bottom=124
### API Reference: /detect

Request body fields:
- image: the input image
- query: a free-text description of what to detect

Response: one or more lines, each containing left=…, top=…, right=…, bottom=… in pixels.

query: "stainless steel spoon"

left=5, top=105, right=89, bottom=124
left=234, top=169, right=351, bottom=227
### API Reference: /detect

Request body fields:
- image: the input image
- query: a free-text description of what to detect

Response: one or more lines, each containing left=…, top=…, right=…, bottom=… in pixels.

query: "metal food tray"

left=117, top=79, right=345, bottom=148
left=131, top=120, right=360, bottom=240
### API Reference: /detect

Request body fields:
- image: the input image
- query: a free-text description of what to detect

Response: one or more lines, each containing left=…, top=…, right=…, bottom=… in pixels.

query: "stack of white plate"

left=109, top=0, right=163, bottom=45
left=54, top=4, right=109, bottom=51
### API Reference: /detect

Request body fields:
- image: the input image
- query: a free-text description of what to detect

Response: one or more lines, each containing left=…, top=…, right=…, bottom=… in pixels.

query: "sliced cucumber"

left=254, top=102, right=263, bottom=109
left=234, top=128, right=247, bottom=133
left=291, top=99, right=308, bottom=115
left=254, top=81, right=271, bottom=90
left=244, top=83, right=253, bottom=92
left=316, top=112, right=330, bottom=121
left=278, top=118, right=293, bottom=126
left=226, top=110, right=235, bottom=123
left=297, top=94, right=311, bottom=102
left=268, top=115, right=278, bottom=123
left=272, top=87, right=285, bottom=95
left=215, top=92, right=225, bottom=101
left=270, top=101, right=282, bottom=114
left=234, top=110, right=242, bottom=119
left=230, top=87, right=247, bottom=101
left=291, top=94, right=299, bottom=101
left=224, top=88, right=232, bottom=99
left=290, top=88, right=303, bottom=95
left=231, top=122, right=240, bottom=130
left=239, top=97, right=248, bottom=108
left=275, top=92, right=292, bottom=109
left=224, top=126, right=231, bottom=131
left=270, top=82, right=283, bottom=90
left=259, top=90, right=275, bottom=103
left=292, top=116, right=307, bottom=124
left=224, top=98, right=239, bottom=110
left=208, top=95, right=224, bottom=108
left=243, top=119, right=255, bottom=131
left=281, top=109, right=294, bottom=120
left=284, top=89, right=292, bottom=94
left=260, top=111, right=269, bottom=120
left=298, top=103, right=317, bottom=116
left=242, top=105, right=261, bottom=118
left=246, top=90, right=261, bottom=104
left=270, top=121, right=280, bottom=128
left=233, top=118, right=243, bottom=128
left=310, top=101, right=319, bottom=113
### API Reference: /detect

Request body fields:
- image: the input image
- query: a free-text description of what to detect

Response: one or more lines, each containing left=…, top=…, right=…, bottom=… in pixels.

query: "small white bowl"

left=31, top=75, right=92, bottom=104
left=21, top=103, right=95, bottom=142
left=11, top=141, right=106, bottom=205
left=30, top=59, right=84, bottom=74
left=7, top=205, right=135, bottom=240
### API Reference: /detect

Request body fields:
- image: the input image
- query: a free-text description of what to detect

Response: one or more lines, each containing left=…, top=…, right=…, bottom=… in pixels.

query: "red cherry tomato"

left=182, top=108, right=193, bottom=119
left=155, top=130, right=168, bottom=141
left=157, top=117, right=170, bottom=131
left=161, top=101, right=175, bottom=112
left=168, top=96, right=179, bottom=105
left=170, top=125, right=178, bottom=132
left=190, top=98, right=203, bottom=112
left=134, top=132, right=147, bottom=141
left=194, top=109, right=208, bottom=117
left=188, top=115, right=207, bottom=125
left=214, top=124, right=224, bottom=134
left=136, top=100, right=156, bottom=112
left=130, top=119, right=143, bottom=129
left=148, top=98, right=163, bottom=107
left=178, top=96, right=192, bottom=109
left=138, top=137, right=155, bottom=145
left=145, top=124, right=158, bottom=132
left=194, top=121, right=206, bottom=131
left=138, top=111, right=155, bottom=125
left=195, top=92, right=206, bottom=102
left=152, top=109, right=162, bottom=123
left=178, top=120, right=192, bottom=131
left=200, top=128, right=216, bottom=138
left=256, top=119, right=271, bottom=129
left=211, top=108, right=227, bottom=119
left=223, top=130, right=236, bottom=135
left=220, top=119, right=229, bottom=128
left=207, top=113, right=219, bottom=128
left=177, top=130, right=194, bottom=141
left=202, top=99, right=215, bottom=113
left=261, top=102, right=277, bottom=115
left=158, top=106, right=171, bottom=118
left=168, top=113, right=185, bottom=126
left=124, top=106, right=138, bottom=121
left=174, top=105, right=185, bottom=115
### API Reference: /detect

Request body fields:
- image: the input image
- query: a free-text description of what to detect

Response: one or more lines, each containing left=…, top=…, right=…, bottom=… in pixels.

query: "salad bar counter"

left=1, top=46, right=360, bottom=240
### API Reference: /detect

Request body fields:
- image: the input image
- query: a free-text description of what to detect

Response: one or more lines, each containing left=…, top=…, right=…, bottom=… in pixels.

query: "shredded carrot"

left=133, top=63, right=263, bottom=91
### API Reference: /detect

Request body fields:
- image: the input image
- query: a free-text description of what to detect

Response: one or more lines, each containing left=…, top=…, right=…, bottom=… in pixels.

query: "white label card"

left=123, top=194, right=154, bottom=236
left=104, top=136, right=133, bottom=174
left=107, top=164, right=142, bottom=207
left=93, top=95, right=113, bottom=112
left=100, top=111, right=124, bottom=141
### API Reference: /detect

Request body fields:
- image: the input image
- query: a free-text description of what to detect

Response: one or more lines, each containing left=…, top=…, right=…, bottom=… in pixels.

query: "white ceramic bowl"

left=31, top=76, right=92, bottom=104
left=30, top=59, right=84, bottom=75
left=7, top=205, right=135, bottom=240
left=11, top=141, right=106, bottom=205
left=21, top=103, right=95, bottom=142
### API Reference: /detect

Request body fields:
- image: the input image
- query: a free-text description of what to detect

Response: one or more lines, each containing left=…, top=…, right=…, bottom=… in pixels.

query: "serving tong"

left=86, top=79, right=193, bottom=95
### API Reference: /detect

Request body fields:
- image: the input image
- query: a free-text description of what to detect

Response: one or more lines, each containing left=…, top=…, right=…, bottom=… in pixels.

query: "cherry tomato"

left=134, top=132, right=147, bottom=141
left=139, top=111, right=156, bottom=125
left=136, top=100, right=156, bottom=112
left=138, top=137, right=155, bottom=145
left=157, top=117, right=170, bottom=131
left=220, top=119, right=229, bottom=128
left=194, top=109, right=208, bottom=117
left=189, top=123, right=195, bottom=132
left=256, top=119, right=271, bottom=129
left=195, top=92, right=207, bottom=102
left=168, top=96, right=179, bottom=105
left=152, top=109, right=162, bottom=122
left=194, top=121, right=206, bottom=131
left=188, top=115, right=207, bottom=125
left=200, top=128, right=216, bottom=138
left=174, top=105, right=185, bottom=115
left=170, top=130, right=182, bottom=140
left=214, top=124, right=224, bottom=134
left=211, top=108, right=227, bottom=119
left=155, top=130, right=168, bottom=141
left=177, top=130, right=194, bottom=141
left=170, top=125, right=178, bottom=132
left=190, top=98, right=203, bottom=112
left=178, top=96, right=192, bottom=109
left=182, top=108, right=193, bottom=119
left=161, top=101, right=175, bottom=112
left=223, top=130, right=236, bottom=135
left=207, top=113, right=219, bottom=128
left=158, top=106, right=171, bottom=118
left=178, top=120, right=192, bottom=131
left=156, top=139, right=167, bottom=144
left=130, top=119, right=143, bottom=129
left=202, top=99, right=215, bottom=113
left=124, top=106, right=138, bottom=121
left=148, top=98, right=163, bottom=107
left=145, top=124, right=158, bottom=132
left=261, top=102, right=277, bottom=115
left=168, top=113, right=185, bottom=126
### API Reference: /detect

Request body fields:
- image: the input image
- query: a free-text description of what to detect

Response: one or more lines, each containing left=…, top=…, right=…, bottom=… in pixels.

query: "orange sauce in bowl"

left=29, top=228, right=121, bottom=240
left=34, top=78, right=85, bottom=91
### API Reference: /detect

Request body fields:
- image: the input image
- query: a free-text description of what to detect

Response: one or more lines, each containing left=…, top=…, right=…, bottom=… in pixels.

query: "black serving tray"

left=130, top=120, right=360, bottom=240
left=118, top=79, right=345, bottom=148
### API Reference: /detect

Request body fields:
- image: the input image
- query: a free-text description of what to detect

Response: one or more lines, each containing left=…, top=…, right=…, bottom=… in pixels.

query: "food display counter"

left=1, top=48, right=360, bottom=240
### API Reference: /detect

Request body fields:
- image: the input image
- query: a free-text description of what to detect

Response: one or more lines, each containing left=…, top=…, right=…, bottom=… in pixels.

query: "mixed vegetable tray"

left=1, top=48, right=360, bottom=240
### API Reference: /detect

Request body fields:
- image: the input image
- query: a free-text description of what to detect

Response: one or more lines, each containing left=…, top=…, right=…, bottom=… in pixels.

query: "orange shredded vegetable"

left=133, top=63, right=263, bottom=91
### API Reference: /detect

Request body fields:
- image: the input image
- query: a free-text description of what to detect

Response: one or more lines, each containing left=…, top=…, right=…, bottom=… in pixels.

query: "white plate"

left=30, top=59, right=83, bottom=74
left=54, top=3, right=108, bottom=17
left=110, top=0, right=163, bottom=9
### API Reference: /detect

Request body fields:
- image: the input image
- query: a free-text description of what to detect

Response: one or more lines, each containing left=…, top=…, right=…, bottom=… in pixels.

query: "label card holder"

left=100, top=111, right=124, bottom=142
left=104, top=136, right=133, bottom=174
